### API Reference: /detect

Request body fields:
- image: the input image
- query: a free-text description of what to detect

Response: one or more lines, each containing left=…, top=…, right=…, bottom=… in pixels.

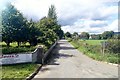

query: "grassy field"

left=83, top=40, right=105, bottom=45
left=0, top=42, right=36, bottom=54
left=2, top=63, right=40, bottom=79
left=0, top=42, right=30, bottom=47
left=70, top=39, right=118, bottom=64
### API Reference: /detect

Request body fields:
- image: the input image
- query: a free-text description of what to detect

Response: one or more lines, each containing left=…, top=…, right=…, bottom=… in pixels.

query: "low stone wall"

left=0, top=41, right=57, bottom=65
left=0, top=53, right=32, bottom=65
left=43, top=41, right=57, bottom=63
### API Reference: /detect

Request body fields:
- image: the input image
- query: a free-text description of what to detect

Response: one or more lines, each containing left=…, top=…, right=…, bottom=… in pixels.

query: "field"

left=2, top=63, right=40, bottom=79
left=0, top=42, right=36, bottom=54
left=70, top=39, right=118, bottom=64
left=0, top=42, right=30, bottom=47
left=83, top=40, right=105, bottom=45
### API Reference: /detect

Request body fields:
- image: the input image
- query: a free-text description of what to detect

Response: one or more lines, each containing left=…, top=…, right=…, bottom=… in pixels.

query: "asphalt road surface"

left=33, top=40, right=118, bottom=78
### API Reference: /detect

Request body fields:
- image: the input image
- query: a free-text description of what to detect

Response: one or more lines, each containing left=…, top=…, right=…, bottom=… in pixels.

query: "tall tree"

left=2, top=3, right=28, bottom=46
left=47, top=5, right=57, bottom=22
left=27, top=19, right=41, bottom=46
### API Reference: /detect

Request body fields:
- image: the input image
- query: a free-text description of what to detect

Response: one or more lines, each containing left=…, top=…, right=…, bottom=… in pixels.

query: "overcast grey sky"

left=0, top=0, right=119, bottom=34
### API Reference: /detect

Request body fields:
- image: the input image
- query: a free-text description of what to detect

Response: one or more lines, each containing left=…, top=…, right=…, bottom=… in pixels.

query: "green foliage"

left=101, top=31, right=114, bottom=39
left=84, top=40, right=105, bottom=45
left=2, top=3, right=63, bottom=54
left=2, top=46, right=36, bottom=54
left=2, top=3, right=29, bottom=46
left=1, top=42, right=36, bottom=54
left=80, top=32, right=89, bottom=40
left=70, top=39, right=119, bottom=64
left=106, top=39, right=120, bottom=53
left=90, top=34, right=101, bottom=40
left=67, top=38, right=72, bottom=42
left=47, top=5, right=57, bottom=22
left=113, top=34, right=120, bottom=39
left=65, top=32, right=72, bottom=38
left=72, top=32, right=79, bottom=40
left=36, top=16, right=63, bottom=48
left=27, top=20, right=41, bottom=46
left=2, top=63, right=39, bottom=78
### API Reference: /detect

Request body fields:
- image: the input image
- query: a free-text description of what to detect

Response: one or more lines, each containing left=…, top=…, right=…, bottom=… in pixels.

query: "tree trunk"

left=6, top=42, right=10, bottom=47
left=17, top=42, right=20, bottom=47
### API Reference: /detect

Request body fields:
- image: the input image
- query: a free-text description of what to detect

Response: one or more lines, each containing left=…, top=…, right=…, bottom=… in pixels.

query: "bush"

left=70, top=39, right=119, bottom=64
left=106, top=39, right=120, bottom=53
left=2, top=46, right=36, bottom=54
left=67, top=38, right=72, bottom=42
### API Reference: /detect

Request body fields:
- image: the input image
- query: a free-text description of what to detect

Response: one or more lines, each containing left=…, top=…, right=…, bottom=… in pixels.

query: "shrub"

left=67, top=38, right=72, bottom=42
left=106, top=39, right=120, bottom=53
left=2, top=47, right=36, bottom=54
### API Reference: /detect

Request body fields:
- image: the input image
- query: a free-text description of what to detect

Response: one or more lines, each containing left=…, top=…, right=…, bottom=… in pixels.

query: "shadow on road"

left=44, top=42, right=75, bottom=66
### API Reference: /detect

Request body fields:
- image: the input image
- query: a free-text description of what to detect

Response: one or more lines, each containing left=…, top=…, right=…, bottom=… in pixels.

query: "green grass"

left=0, top=42, right=36, bottom=54
left=2, top=63, right=39, bottom=79
left=0, top=42, right=30, bottom=47
left=2, top=47, right=36, bottom=54
left=80, top=40, right=105, bottom=45
left=70, top=40, right=119, bottom=64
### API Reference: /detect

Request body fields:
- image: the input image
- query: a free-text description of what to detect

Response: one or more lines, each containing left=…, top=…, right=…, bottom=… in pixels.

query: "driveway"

left=33, top=40, right=118, bottom=78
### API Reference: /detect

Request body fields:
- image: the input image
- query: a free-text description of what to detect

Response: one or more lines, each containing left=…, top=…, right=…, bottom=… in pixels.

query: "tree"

left=80, top=32, right=89, bottom=40
left=47, top=5, right=57, bottom=22
left=65, top=32, right=72, bottom=38
left=90, top=34, right=101, bottom=40
left=2, top=3, right=29, bottom=46
left=47, top=5, right=64, bottom=39
left=27, top=20, right=41, bottom=46
left=72, top=32, right=79, bottom=40
left=101, top=31, right=114, bottom=39
left=36, top=17, right=58, bottom=47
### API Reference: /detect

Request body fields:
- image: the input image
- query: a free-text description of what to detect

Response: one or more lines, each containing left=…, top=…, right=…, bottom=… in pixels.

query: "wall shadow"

left=44, top=41, right=75, bottom=66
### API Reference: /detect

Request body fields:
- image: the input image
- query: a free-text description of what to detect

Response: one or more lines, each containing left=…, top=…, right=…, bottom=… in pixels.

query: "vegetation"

left=69, top=39, right=119, bottom=64
left=83, top=40, right=105, bottom=45
left=101, top=31, right=114, bottom=39
left=63, top=29, right=119, bottom=64
left=2, top=63, right=39, bottom=79
left=1, top=3, right=63, bottom=54
left=64, top=32, right=72, bottom=38
left=1, top=3, right=63, bottom=79
left=80, top=32, right=90, bottom=40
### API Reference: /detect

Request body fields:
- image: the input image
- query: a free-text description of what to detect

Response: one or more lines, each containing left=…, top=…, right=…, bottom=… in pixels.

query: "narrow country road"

left=33, top=40, right=118, bottom=78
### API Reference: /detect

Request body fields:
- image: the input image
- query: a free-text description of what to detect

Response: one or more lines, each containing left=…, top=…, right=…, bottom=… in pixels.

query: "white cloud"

left=107, top=20, right=118, bottom=32
left=0, top=0, right=118, bottom=34
left=62, top=19, right=118, bottom=34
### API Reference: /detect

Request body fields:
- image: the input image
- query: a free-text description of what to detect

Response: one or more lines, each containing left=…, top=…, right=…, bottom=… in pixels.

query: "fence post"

left=35, top=46, right=44, bottom=64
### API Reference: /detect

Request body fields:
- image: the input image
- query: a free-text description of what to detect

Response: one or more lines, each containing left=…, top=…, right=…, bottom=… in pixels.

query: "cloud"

left=107, top=20, right=118, bottom=32
left=61, top=19, right=108, bottom=34
left=0, top=0, right=118, bottom=34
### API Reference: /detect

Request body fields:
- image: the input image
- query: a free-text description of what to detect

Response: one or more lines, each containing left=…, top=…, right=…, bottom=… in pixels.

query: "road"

left=33, top=40, right=118, bottom=78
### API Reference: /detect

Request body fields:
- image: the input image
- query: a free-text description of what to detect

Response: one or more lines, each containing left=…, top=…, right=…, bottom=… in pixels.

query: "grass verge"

left=2, top=63, right=39, bottom=79
left=70, top=40, right=118, bottom=64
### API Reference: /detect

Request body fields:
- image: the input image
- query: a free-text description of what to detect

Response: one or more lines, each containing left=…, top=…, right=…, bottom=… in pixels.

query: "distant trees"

left=90, top=34, right=101, bottom=40
left=101, top=31, right=114, bottom=39
left=80, top=32, right=89, bottom=40
left=64, top=32, right=72, bottom=38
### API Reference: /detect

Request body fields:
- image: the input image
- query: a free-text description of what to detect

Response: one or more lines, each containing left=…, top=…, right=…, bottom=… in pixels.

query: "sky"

left=0, top=0, right=119, bottom=34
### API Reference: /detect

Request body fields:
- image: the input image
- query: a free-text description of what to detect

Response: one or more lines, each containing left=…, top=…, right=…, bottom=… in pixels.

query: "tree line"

left=2, top=3, right=64, bottom=47
left=65, top=31, right=119, bottom=40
